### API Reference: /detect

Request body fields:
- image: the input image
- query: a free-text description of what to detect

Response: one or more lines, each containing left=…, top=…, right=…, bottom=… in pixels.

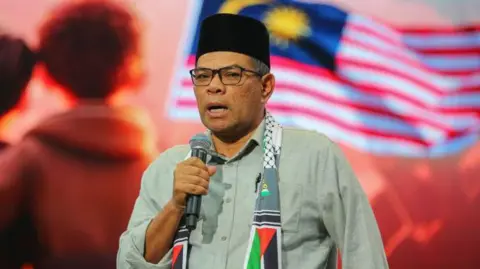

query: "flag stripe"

left=399, top=25, right=480, bottom=34
left=410, top=47, right=480, bottom=55
left=263, top=229, right=280, bottom=269
left=402, top=32, right=480, bottom=50
left=172, top=244, right=185, bottom=269
left=246, top=231, right=262, bottom=269
left=418, top=55, right=480, bottom=72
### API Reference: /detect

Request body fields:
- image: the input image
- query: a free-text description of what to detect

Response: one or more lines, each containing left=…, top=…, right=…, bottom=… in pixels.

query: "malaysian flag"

left=165, top=0, right=480, bottom=157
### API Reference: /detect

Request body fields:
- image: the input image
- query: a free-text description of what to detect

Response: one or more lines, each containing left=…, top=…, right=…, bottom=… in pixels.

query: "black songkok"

left=195, top=13, right=270, bottom=68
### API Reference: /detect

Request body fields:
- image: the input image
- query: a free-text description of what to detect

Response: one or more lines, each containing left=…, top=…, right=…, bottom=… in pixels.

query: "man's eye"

left=196, top=74, right=210, bottom=79
left=224, top=72, right=241, bottom=77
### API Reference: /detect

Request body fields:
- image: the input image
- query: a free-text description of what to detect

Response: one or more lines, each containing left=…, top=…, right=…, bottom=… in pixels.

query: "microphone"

left=185, top=133, right=211, bottom=231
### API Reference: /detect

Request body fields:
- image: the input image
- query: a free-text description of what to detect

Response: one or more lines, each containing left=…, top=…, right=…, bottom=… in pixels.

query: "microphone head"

left=189, top=133, right=211, bottom=150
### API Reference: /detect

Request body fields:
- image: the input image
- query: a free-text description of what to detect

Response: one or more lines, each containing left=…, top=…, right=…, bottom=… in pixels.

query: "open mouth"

left=207, top=105, right=228, bottom=113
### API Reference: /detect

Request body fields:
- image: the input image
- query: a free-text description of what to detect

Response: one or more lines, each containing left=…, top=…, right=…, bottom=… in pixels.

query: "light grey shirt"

left=117, top=121, right=389, bottom=269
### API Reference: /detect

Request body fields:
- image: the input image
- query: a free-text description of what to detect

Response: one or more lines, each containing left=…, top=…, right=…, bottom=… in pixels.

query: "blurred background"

left=0, top=0, right=478, bottom=268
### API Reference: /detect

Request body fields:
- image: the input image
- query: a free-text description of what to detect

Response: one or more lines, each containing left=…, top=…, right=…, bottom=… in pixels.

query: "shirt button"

left=225, top=198, right=232, bottom=203
left=221, top=236, right=227, bottom=241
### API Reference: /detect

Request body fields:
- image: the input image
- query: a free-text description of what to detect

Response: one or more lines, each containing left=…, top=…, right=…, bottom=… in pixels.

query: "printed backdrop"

left=0, top=0, right=479, bottom=268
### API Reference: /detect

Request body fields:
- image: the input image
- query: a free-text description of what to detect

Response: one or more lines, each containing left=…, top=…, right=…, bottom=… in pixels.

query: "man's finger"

left=207, top=166, right=217, bottom=176
left=180, top=182, right=208, bottom=195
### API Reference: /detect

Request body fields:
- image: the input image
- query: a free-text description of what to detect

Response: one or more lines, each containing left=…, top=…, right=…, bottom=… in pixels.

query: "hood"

left=25, top=105, right=157, bottom=161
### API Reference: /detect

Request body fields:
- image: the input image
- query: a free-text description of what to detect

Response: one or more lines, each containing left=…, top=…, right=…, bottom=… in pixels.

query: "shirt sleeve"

left=117, top=150, right=176, bottom=269
left=320, top=140, right=389, bottom=269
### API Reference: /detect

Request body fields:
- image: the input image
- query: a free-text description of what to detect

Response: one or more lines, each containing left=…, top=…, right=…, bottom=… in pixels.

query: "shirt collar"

left=208, top=118, right=265, bottom=163
left=250, top=118, right=265, bottom=147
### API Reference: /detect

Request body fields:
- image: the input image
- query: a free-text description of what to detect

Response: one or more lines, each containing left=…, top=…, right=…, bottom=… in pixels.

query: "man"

left=118, top=13, right=388, bottom=269
left=0, top=1, right=156, bottom=268
left=0, top=33, right=36, bottom=269
left=0, top=33, right=35, bottom=150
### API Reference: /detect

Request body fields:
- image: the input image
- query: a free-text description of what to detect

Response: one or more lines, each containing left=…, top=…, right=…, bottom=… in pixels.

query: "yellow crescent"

left=218, top=0, right=273, bottom=14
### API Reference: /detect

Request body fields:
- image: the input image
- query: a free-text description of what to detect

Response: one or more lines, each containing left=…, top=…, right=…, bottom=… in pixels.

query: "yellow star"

left=263, top=6, right=311, bottom=48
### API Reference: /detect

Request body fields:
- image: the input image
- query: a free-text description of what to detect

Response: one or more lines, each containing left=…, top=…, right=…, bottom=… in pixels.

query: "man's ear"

left=261, top=73, right=275, bottom=103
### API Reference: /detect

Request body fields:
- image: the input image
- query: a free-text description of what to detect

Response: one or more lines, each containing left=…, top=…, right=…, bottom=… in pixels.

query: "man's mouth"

left=208, top=105, right=228, bottom=112
left=206, top=103, right=229, bottom=117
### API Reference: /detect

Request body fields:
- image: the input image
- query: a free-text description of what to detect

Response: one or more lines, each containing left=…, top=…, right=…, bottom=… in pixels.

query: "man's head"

left=192, top=14, right=275, bottom=139
left=0, top=34, right=35, bottom=117
left=38, top=0, right=142, bottom=100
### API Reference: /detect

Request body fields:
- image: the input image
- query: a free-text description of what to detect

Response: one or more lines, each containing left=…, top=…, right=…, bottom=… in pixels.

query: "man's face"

left=193, top=51, right=274, bottom=136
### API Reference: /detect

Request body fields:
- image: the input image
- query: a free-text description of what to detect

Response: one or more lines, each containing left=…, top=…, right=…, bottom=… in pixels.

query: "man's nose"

left=207, top=73, right=226, bottom=94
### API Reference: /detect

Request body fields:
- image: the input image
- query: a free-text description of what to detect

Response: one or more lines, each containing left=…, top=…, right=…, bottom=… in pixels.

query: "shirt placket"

left=214, top=159, right=239, bottom=269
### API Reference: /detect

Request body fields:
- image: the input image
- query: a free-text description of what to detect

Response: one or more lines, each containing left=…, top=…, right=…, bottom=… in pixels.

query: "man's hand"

left=171, top=157, right=217, bottom=208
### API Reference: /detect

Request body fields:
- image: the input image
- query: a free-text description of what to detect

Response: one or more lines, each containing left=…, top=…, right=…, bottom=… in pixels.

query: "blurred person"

left=0, top=33, right=36, bottom=269
left=118, top=13, right=388, bottom=269
left=0, top=34, right=35, bottom=150
left=0, top=1, right=156, bottom=269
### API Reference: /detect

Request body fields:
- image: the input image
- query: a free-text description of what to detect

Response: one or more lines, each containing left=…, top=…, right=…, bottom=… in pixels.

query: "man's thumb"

left=207, top=165, right=217, bottom=176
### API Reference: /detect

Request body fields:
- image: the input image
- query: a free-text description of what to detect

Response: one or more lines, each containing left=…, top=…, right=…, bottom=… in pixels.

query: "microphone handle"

left=185, top=148, right=208, bottom=231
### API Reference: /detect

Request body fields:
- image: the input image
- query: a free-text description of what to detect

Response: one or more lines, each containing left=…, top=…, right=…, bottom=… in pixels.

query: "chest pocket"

left=279, top=181, right=303, bottom=232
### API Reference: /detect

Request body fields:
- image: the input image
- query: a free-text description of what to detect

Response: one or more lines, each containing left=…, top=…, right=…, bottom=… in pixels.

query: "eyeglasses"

left=189, top=65, right=262, bottom=86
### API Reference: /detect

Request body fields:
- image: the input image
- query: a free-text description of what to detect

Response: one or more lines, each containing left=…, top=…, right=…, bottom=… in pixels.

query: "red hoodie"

left=0, top=105, right=157, bottom=269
